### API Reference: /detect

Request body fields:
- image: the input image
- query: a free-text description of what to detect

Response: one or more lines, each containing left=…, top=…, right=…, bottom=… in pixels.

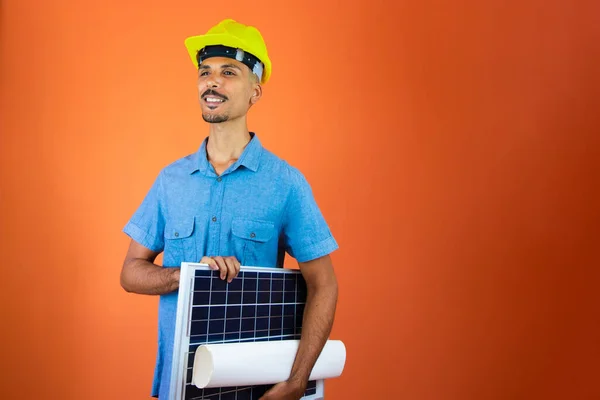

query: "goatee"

left=202, top=114, right=229, bottom=123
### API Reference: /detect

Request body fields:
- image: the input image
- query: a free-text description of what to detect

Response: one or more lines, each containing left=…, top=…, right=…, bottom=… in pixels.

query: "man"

left=120, top=19, right=339, bottom=400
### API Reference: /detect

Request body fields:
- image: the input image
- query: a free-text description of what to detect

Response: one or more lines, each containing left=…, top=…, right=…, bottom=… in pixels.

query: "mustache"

left=202, top=89, right=228, bottom=101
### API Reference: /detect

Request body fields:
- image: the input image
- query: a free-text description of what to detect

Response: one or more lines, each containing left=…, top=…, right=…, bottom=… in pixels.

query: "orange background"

left=1, top=1, right=599, bottom=399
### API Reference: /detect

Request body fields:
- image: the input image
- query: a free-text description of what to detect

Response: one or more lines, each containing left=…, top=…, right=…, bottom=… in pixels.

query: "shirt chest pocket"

left=164, top=218, right=198, bottom=265
left=231, top=219, right=276, bottom=267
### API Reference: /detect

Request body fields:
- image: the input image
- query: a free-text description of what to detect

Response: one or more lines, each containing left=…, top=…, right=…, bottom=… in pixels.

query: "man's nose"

left=206, top=75, right=222, bottom=88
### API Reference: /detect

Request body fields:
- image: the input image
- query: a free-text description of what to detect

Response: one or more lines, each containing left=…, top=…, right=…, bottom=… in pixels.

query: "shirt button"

left=217, top=177, right=222, bottom=182
left=174, top=232, right=179, bottom=237
left=212, top=216, right=217, bottom=222
left=250, top=232, right=256, bottom=238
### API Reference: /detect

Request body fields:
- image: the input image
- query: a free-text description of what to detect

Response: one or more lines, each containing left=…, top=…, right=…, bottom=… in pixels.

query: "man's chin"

left=202, top=113, right=229, bottom=123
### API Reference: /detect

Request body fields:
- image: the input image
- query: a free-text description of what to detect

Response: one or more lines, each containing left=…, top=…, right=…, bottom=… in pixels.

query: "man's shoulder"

left=259, top=147, right=307, bottom=186
left=156, top=152, right=198, bottom=179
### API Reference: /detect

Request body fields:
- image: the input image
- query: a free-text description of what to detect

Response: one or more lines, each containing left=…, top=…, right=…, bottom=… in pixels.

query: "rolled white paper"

left=192, top=339, right=346, bottom=388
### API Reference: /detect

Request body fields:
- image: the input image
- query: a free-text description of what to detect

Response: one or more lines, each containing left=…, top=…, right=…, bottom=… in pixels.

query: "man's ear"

left=250, top=84, right=262, bottom=104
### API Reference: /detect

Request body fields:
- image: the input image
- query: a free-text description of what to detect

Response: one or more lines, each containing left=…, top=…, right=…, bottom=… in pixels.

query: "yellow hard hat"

left=184, top=19, right=272, bottom=84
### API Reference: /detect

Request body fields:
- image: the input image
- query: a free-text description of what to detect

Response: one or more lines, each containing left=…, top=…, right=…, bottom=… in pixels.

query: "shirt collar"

left=190, top=132, right=263, bottom=175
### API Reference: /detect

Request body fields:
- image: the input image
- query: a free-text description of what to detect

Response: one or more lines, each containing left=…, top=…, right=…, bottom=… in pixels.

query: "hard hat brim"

left=184, top=34, right=271, bottom=84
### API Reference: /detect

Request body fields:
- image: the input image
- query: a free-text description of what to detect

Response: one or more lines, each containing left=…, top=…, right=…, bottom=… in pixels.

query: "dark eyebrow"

left=221, top=63, right=242, bottom=71
left=198, top=63, right=242, bottom=71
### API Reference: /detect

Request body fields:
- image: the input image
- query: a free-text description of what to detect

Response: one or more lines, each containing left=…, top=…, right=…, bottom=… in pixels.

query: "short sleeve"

left=122, top=171, right=166, bottom=253
left=281, top=168, right=338, bottom=263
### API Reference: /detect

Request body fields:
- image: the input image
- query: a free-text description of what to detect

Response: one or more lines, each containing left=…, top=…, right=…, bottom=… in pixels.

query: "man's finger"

left=200, top=256, right=218, bottom=270
left=213, top=256, right=228, bottom=280
left=224, top=257, right=238, bottom=283
left=231, top=256, right=240, bottom=277
left=233, top=258, right=241, bottom=279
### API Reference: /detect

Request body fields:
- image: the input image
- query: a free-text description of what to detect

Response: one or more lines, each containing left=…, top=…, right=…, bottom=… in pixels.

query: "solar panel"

left=169, top=263, right=325, bottom=400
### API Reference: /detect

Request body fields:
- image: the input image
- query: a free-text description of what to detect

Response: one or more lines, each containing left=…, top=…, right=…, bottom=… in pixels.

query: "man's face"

left=197, top=56, right=261, bottom=124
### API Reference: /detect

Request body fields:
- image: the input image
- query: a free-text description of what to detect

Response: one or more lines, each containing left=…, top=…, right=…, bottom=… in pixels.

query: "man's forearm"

left=120, top=259, right=180, bottom=295
left=288, top=279, right=338, bottom=386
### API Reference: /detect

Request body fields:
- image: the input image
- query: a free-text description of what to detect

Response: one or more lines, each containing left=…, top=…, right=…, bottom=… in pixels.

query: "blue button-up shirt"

left=123, top=132, right=338, bottom=399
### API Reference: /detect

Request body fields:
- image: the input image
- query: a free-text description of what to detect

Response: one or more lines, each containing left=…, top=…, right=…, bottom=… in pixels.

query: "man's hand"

left=258, top=379, right=306, bottom=400
left=200, top=256, right=240, bottom=282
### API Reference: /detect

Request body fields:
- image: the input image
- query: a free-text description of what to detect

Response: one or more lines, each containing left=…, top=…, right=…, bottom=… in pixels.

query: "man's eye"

left=199, top=71, right=209, bottom=76
left=224, top=70, right=235, bottom=75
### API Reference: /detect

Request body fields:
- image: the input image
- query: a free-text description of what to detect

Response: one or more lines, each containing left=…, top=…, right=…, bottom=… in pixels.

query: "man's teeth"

left=206, top=97, right=224, bottom=103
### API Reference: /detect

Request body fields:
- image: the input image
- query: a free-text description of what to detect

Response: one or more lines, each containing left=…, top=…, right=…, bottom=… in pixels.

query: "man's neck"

left=205, top=119, right=252, bottom=173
